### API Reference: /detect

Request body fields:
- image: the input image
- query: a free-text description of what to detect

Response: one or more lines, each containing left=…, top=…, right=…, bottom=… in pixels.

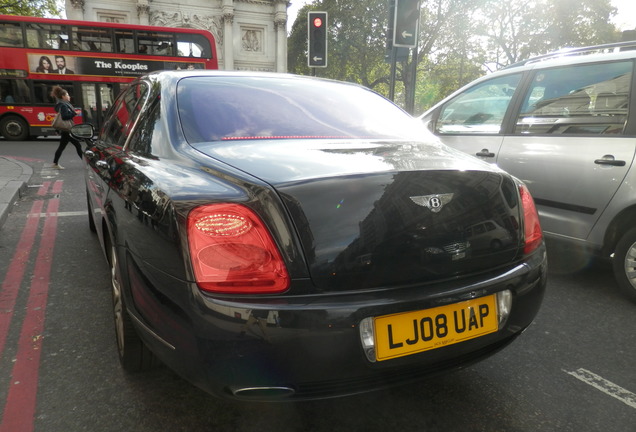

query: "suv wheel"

left=612, top=227, right=636, bottom=303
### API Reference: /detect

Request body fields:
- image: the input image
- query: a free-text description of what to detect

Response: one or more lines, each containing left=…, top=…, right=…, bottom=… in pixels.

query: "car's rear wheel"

left=108, top=241, right=157, bottom=371
left=612, top=227, right=636, bottom=303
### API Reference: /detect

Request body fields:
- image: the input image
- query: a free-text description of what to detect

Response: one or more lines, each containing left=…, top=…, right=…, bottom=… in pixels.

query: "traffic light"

left=308, top=11, right=328, bottom=68
left=393, top=0, right=419, bottom=48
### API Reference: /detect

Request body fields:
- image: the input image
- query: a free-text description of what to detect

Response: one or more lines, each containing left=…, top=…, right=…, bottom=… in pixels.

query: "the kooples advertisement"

left=27, top=53, right=203, bottom=77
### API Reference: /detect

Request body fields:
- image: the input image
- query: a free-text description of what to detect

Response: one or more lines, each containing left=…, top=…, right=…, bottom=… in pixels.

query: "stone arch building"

left=64, top=0, right=289, bottom=72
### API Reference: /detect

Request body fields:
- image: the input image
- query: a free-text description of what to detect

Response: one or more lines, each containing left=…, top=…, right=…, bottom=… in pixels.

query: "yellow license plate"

left=374, top=295, right=498, bottom=362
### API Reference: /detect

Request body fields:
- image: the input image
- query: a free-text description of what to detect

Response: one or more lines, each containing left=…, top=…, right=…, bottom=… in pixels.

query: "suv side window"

left=515, top=61, right=632, bottom=135
left=436, top=74, right=522, bottom=134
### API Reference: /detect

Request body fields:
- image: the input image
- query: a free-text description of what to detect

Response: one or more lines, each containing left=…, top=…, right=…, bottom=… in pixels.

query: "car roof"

left=503, top=39, right=636, bottom=69
left=144, top=69, right=367, bottom=88
left=419, top=40, right=636, bottom=118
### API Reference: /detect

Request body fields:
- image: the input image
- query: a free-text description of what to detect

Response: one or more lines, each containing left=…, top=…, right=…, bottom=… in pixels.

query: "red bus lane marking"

left=0, top=200, right=44, bottom=362
left=37, top=182, right=50, bottom=196
left=51, top=180, right=63, bottom=195
left=1, top=193, right=61, bottom=432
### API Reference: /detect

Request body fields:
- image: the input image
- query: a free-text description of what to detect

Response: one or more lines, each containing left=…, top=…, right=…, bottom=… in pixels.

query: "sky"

left=611, top=0, right=635, bottom=31
left=287, top=0, right=636, bottom=33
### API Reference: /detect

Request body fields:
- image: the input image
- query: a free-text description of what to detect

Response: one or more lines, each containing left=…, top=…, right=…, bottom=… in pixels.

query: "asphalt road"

left=1, top=140, right=635, bottom=432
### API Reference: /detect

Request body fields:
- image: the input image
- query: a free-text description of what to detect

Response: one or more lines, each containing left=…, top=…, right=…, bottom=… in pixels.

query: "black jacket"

left=55, top=100, right=76, bottom=121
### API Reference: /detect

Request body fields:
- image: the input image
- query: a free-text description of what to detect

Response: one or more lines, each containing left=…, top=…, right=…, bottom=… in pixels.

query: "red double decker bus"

left=0, top=14, right=218, bottom=140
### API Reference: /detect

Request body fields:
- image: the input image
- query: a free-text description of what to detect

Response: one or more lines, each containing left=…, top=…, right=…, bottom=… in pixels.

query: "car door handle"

left=594, top=155, right=626, bottom=167
left=95, top=160, right=109, bottom=169
left=476, top=149, right=495, bottom=158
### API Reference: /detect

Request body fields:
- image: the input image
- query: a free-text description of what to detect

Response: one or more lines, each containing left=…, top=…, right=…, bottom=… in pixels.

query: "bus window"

left=72, top=27, right=113, bottom=52
left=32, top=81, right=73, bottom=105
left=114, top=29, right=134, bottom=53
left=33, top=82, right=51, bottom=104
left=25, top=23, right=69, bottom=50
left=176, top=33, right=211, bottom=58
left=0, top=22, right=23, bottom=47
left=137, top=31, right=175, bottom=55
left=80, top=83, right=116, bottom=128
left=0, top=80, right=15, bottom=103
left=0, top=79, right=30, bottom=104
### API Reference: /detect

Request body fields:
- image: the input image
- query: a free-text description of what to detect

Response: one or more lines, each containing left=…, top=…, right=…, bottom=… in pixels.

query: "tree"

left=477, top=0, right=619, bottom=68
left=0, top=0, right=61, bottom=17
left=409, top=0, right=484, bottom=110
left=287, top=4, right=314, bottom=75
left=288, top=0, right=391, bottom=92
left=287, top=0, right=488, bottom=111
left=287, top=0, right=624, bottom=114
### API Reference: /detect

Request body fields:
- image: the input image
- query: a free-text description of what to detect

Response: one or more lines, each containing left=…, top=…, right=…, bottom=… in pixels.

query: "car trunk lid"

left=192, top=139, right=523, bottom=291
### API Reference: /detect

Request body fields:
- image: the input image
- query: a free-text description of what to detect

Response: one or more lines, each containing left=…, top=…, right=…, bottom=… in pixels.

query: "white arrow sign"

left=401, top=31, right=413, bottom=39
left=313, top=56, right=323, bottom=62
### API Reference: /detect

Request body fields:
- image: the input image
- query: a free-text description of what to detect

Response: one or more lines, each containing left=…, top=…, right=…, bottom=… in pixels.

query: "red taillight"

left=187, top=204, right=290, bottom=294
left=519, top=184, right=543, bottom=254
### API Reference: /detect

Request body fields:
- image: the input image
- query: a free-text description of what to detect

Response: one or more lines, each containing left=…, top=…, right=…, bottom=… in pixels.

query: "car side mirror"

left=71, top=123, right=95, bottom=139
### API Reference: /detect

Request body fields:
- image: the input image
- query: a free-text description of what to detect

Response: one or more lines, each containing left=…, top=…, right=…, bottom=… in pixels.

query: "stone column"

left=274, top=0, right=288, bottom=73
left=222, top=0, right=234, bottom=70
left=275, top=18, right=287, bottom=72
left=66, top=0, right=85, bottom=20
left=137, top=0, right=150, bottom=25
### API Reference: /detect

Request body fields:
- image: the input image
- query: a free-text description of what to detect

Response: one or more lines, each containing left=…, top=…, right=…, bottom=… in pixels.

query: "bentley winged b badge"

left=410, top=193, right=454, bottom=213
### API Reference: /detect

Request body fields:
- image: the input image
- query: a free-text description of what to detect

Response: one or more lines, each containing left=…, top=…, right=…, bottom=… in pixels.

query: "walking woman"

left=51, top=86, right=82, bottom=169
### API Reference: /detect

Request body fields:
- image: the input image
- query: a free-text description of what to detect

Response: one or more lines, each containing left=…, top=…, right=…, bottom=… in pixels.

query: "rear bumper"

left=126, top=244, right=547, bottom=401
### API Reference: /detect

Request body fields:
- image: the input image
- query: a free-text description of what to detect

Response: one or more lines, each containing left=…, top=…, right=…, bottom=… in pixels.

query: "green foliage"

left=288, top=0, right=391, bottom=91
left=0, top=0, right=61, bottom=17
left=477, top=0, right=619, bottom=67
left=287, top=0, right=624, bottom=111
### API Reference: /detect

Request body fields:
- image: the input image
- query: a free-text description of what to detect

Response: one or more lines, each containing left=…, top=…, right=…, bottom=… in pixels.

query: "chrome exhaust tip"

left=230, top=386, right=296, bottom=399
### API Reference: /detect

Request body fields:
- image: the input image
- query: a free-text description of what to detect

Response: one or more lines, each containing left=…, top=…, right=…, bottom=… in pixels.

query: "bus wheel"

left=0, top=116, right=30, bottom=141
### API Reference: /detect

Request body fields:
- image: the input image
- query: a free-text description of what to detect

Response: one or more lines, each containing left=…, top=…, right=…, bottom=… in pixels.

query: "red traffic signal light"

left=308, top=11, right=328, bottom=68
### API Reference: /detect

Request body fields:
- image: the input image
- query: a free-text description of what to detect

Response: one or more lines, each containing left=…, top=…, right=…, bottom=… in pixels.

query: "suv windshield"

left=177, top=76, right=425, bottom=143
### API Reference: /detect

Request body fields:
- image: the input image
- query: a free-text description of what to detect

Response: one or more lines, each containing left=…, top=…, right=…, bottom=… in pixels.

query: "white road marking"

left=27, top=211, right=87, bottom=218
left=565, top=368, right=636, bottom=409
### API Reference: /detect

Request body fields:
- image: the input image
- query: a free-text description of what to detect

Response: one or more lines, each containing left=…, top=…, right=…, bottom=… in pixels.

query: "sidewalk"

left=0, top=156, right=33, bottom=229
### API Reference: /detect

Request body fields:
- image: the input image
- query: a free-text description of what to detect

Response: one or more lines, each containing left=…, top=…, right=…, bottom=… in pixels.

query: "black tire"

left=612, top=227, right=636, bottom=303
left=86, top=190, right=96, bottom=233
left=0, top=115, right=30, bottom=141
left=108, top=239, right=157, bottom=372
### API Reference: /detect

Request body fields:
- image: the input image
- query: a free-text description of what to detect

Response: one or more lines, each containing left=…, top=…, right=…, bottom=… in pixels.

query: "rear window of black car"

left=176, top=76, right=426, bottom=143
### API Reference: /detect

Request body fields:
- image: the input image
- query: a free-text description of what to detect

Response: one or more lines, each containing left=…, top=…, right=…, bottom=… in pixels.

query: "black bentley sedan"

left=76, top=70, right=546, bottom=401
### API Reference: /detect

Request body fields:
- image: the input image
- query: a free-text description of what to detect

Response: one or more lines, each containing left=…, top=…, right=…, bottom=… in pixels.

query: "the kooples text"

left=93, top=61, right=149, bottom=72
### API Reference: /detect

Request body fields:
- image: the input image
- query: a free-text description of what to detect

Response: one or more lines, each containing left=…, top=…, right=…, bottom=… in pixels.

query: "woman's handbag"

left=51, top=112, right=74, bottom=132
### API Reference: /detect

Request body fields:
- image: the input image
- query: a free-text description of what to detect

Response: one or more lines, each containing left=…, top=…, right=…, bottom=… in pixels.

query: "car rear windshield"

left=177, top=76, right=425, bottom=143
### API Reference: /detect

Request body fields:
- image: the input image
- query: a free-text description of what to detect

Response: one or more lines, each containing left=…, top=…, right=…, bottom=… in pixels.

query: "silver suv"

left=419, top=41, right=636, bottom=302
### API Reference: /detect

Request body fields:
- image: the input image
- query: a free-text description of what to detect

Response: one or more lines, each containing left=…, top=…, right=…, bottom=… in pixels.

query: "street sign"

left=308, top=11, right=328, bottom=68
left=393, top=0, right=419, bottom=48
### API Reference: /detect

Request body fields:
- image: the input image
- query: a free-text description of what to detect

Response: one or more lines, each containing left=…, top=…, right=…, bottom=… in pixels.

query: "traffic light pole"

left=388, top=0, right=420, bottom=113
left=406, top=47, right=418, bottom=114
left=389, top=47, right=397, bottom=101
